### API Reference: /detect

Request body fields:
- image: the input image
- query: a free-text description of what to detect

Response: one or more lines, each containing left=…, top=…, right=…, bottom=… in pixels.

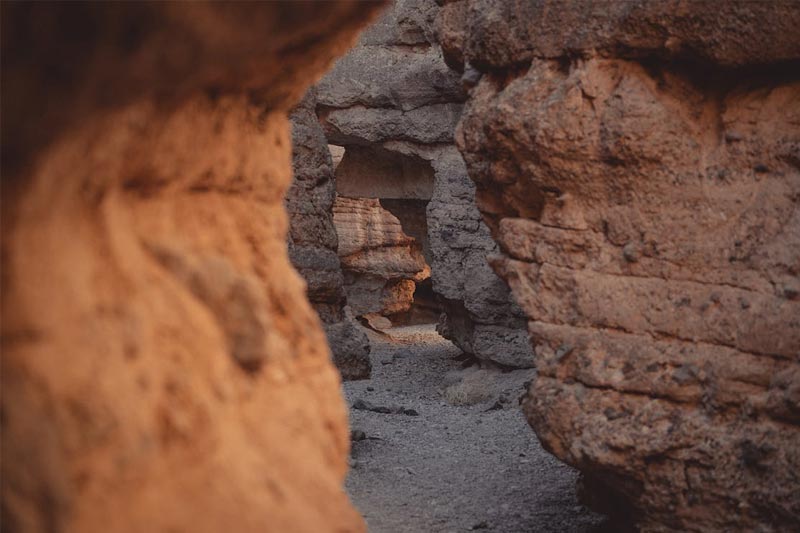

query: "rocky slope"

left=439, top=0, right=800, bottom=530
left=288, top=91, right=371, bottom=380
left=317, top=0, right=533, bottom=368
left=1, top=3, right=384, bottom=532
left=333, top=196, right=429, bottom=319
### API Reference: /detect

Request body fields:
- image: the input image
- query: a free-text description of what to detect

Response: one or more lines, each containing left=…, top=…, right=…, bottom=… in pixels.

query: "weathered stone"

left=1, top=2, right=385, bottom=532
left=441, top=0, right=800, bottom=71
left=441, top=1, right=800, bottom=530
left=334, top=196, right=429, bottom=318
left=288, top=90, right=372, bottom=380
left=317, top=0, right=532, bottom=368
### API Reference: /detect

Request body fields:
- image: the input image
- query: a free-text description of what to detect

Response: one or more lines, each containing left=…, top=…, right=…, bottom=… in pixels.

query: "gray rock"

left=314, top=0, right=534, bottom=369
left=288, top=91, right=372, bottom=380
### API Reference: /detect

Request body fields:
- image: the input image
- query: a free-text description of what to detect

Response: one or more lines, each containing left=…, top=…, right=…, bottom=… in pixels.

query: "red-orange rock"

left=441, top=1, right=800, bottom=530
left=1, top=2, right=385, bottom=532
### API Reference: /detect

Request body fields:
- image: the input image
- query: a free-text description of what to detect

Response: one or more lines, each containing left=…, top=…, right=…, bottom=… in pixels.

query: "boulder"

left=441, top=0, right=800, bottom=530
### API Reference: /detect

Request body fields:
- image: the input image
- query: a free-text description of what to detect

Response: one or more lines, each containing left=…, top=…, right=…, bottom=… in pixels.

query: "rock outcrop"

left=288, top=91, right=371, bottom=380
left=333, top=196, right=429, bottom=319
left=440, top=0, right=800, bottom=530
left=317, top=0, right=533, bottom=367
left=1, top=3, right=384, bottom=532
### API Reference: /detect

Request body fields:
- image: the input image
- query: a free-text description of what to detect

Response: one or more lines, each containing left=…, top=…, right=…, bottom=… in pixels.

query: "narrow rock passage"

left=343, top=324, right=604, bottom=532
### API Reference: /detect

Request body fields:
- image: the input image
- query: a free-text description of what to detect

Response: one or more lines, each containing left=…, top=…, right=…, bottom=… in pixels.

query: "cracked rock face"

left=1, top=2, right=383, bottom=532
left=288, top=91, right=371, bottom=380
left=317, top=0, right=533, bottom=367
left=441, top=0, right=800, bottom=530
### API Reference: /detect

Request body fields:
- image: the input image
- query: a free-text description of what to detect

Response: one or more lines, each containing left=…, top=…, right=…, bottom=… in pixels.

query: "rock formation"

left=317, top=0, right=534, bottom=367
left=1, top=2, right=384, bottom=532
left=288, top=91, right=371, bottom=380
left=333, top=196, right=429, bottom=319
left=439, top=0, right=800, bottom=530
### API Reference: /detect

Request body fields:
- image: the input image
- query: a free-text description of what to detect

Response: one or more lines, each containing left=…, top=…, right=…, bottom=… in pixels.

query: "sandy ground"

left=342, top=324, right=606, bottom=532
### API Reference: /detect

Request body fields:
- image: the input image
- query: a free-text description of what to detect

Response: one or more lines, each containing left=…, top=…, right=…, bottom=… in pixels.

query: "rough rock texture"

left=441, top=1, right=800, bottom=531
left=333, top=196, right=429, bottom=318
left=1, top=2, right=384, bottom=532
left=317, top=0, right=533, bottom=368
left=288, top=91, right=371, bottom=380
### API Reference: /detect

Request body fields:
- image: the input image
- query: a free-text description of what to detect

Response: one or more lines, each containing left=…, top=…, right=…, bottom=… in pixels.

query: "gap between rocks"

left=343, top=324, right=605, bottom=532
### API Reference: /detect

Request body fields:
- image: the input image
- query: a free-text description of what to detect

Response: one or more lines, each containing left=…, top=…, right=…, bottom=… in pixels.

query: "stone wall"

left=1, top=3, right=384, bottom=531
left=439, top=0, right=800, bottom=530
left=316, top=0, right=533, bottom=367
left=288, top=90, right=371, bottom=380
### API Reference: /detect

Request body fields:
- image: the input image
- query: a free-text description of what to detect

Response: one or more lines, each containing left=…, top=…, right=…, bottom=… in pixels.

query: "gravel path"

left=343, top=324, right=605, bottom=532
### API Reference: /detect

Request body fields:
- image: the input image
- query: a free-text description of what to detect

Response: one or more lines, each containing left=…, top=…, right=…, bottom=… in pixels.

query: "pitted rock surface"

left=440, top=0, right=800, bottom=530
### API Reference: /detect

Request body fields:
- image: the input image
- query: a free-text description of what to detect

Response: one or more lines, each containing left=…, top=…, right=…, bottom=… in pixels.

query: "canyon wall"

left=439, top=0, right=800, bottom=530
left=287, top=91, right=371, bottom=380
left=317, top=0, right=534, bottom=367
left=1, top=3, right=383, bottom=532
left=333, top=196, right=429, bottom=320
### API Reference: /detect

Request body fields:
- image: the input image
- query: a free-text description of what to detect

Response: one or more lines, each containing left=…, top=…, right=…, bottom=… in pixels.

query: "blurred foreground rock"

left=1, top=2, right=384, bottom=532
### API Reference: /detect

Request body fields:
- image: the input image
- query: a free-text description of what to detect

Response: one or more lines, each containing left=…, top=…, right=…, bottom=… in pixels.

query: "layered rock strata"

left=1, top=2, right=384, bottom=532
left=439, top=0, right=800, bottom=530
left=333, top=196, right=429, bottom=319
left=317, top=0, right=533, bottom=367
left=288, top=91, right=371, bottom=380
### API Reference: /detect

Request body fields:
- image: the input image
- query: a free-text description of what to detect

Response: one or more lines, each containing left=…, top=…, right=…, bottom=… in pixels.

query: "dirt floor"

left=342, top=324, right=606, bottom=532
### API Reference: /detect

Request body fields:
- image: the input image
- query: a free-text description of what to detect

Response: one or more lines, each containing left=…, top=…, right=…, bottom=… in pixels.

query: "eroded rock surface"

left=333, top=196, right=429, bottom=318
left=441, top=0, right=800, bottom=530
left=1, top=3, right=384, bottom=532
left=318, top=0, right=533, bottom=367
left=288, top=91, right=371, bottom=380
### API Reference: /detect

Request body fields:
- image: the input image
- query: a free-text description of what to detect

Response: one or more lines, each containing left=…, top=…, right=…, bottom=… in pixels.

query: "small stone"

left=350, top=429, right=367, bottom=442
left=469, top=521, right=489, bottom=530
left=366, top=386, right=374, bottom=392
left=622, top=242, right=640, bottom=262
left=555, top=344, right=573, bottom=362
left=483, top=400, right=504, bottom=412
left=352, top=398, right=374, bottom=411
left=353, top=398, right=392, bottom=414
left=401, top=408, right=419, bottom=416
left=461, top=62, right=482, bottom=89
left=672, top=365, right=696, bottom=385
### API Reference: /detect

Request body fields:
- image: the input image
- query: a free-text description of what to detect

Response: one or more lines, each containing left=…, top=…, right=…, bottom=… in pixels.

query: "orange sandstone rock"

left=1, top=2, right=385, bottom=532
